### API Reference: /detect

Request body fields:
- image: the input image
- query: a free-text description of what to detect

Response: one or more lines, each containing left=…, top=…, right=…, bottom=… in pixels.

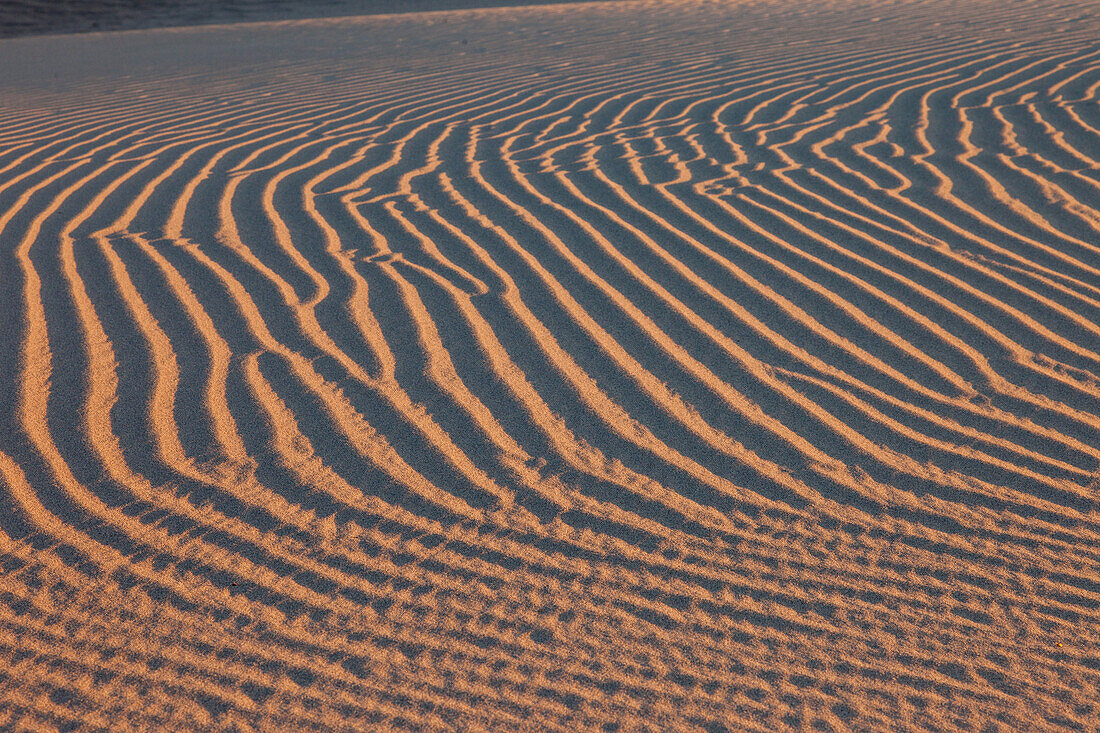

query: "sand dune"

left=0, top=0, right=622, bottom=39
left=0, top=0, right=1098, bottom=729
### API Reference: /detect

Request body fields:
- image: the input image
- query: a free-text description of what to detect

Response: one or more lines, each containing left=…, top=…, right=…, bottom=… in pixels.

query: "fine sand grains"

left=0, top=0, right=1098, bottom=729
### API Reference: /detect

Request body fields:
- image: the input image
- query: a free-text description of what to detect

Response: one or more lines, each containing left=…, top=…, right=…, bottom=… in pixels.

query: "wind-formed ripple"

left=0, top=0, right=1098, bottom=729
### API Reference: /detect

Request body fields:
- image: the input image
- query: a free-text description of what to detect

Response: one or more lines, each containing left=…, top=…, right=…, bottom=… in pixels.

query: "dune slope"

left=0, top=0, right=623, bottom=39
left=0, top=0, right=1098, bottom=729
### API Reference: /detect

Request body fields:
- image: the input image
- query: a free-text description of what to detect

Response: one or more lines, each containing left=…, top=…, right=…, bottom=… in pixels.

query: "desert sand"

left=0, top=0, right=618, bottom=38
left=0, top=0, right=1098, bottom=729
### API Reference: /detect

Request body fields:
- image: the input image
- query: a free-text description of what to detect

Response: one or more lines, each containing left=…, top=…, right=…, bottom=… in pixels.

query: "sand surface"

left=0, top=0, right=1099, bottom=729
left=0, top=0, right=619, bottom=39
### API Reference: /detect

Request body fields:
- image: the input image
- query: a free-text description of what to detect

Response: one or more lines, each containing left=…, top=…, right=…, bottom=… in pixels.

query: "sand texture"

left=0, top=0, right=618, bottom=39
left=0, top=0, right=1099, bottom=729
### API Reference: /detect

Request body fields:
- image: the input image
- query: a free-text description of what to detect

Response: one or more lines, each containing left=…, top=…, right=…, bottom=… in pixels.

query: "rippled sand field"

left=1, top=0, right=1098, bottom=729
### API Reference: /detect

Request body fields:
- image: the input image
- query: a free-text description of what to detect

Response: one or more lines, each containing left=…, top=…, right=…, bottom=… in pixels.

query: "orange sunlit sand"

left=0, top=0, right=1098, bottom=729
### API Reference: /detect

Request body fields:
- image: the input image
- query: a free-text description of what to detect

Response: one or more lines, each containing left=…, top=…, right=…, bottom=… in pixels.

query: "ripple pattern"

left=0, top=0, right=1099, bottom=729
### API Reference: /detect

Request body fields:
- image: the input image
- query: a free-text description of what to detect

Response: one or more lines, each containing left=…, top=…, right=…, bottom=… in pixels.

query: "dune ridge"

left=0, top=0, right=1098, bottom=729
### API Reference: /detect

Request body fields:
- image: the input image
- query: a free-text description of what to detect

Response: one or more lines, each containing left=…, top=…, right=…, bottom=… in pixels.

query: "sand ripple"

left=0, top=0, right=1098, bottom=728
